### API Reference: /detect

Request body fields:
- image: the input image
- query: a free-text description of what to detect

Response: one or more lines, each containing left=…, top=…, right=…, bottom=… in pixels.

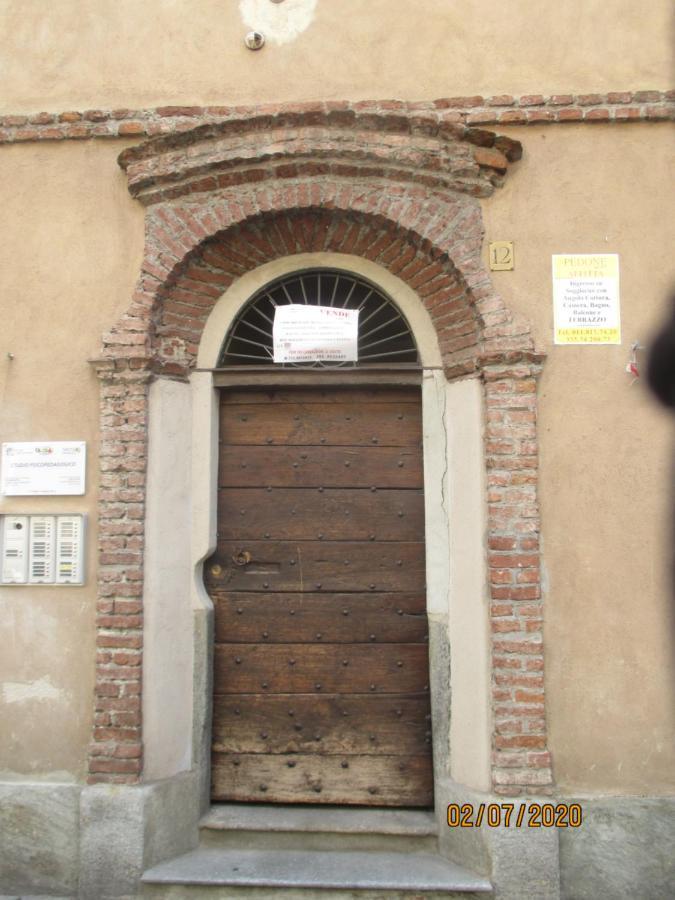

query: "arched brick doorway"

left=90, top=108, right=552, bottom=805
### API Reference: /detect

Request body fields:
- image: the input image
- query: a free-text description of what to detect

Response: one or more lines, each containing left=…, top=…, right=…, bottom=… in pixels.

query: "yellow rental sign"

left=552, top=254, right=621, bottom=345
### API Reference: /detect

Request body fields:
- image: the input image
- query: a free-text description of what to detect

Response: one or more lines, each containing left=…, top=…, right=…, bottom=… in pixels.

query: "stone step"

left=141, top=847, right=493, bottom=899
left=199, top=804, right=439, bottom=852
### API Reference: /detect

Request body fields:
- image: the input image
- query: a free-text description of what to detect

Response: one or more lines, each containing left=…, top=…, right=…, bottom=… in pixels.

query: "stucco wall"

left=483, top=124, right=675, bottom=794
left=0, top=141, right=143, bottom=777
left=0, top=0, right=671, bottom=114
left=0, top=120, right=673, bottom=794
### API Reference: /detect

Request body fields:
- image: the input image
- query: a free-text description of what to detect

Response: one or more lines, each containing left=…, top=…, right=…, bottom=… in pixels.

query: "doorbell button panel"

left=0, top=514, right=86, bottom=585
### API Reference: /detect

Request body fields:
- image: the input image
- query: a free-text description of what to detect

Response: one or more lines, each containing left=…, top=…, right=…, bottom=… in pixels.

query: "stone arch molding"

left=90, top=107, right=552, bottom=797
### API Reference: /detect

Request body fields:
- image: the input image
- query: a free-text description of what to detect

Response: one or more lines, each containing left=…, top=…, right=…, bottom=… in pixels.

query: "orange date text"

left=446, top=802, right=582, bottom=828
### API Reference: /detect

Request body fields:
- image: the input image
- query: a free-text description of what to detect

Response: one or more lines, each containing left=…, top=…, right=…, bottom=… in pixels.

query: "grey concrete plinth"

left=559, top=797, right=675, bottom=900
left=78, top=772, right=200, bottom=900
left=436, top=779, right=560, bottom=900
left=78, top=783, right=145, bottom=899
left=0, top=782, right=81, bottom=897
left=142, top=847, right=492, bottom=894
left=0, top=771, right=202, bottom=900
left=489, top=823, right=559, bottom=900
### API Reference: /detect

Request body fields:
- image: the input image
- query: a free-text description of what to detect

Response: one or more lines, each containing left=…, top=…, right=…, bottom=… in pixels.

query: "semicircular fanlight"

left=218, top=269, right=419, bottom=367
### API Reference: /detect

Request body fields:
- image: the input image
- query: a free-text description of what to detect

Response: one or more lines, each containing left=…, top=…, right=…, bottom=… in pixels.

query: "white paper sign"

left=552, top=254, right=621, bottom=345
left=273, top=304, right=359, bottom=363
left=1, top=442, right=86, bottom=496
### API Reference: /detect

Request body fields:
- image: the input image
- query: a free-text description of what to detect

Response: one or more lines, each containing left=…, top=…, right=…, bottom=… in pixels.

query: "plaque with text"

left=1, top=441, right=86, bottom=496
left=552, top=254, right=621, bottom=345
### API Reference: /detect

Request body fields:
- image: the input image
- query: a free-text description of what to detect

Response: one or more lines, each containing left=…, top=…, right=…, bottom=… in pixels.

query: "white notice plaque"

left=1, top=441, right=86, bottom=496
left=273, top=304, right=359, bottom=363
left=552, top=254, right=621, bottom=345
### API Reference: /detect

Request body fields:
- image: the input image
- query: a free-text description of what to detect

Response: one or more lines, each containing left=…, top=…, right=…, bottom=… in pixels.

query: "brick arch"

left=154, top=207, right=480, bottom=376
left=90, top=117, right=551, bottom=796
left=105, top=196, right=536, bottom=376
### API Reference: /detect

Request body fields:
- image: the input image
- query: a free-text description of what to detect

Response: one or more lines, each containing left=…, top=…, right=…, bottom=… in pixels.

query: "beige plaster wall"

left=0, top=0, right=672, bottom=115
left=1, top=123, right=674, bottom=795
left=0, top=141, right=144, bottom=777
left=482, top=124, right=675, bottom=794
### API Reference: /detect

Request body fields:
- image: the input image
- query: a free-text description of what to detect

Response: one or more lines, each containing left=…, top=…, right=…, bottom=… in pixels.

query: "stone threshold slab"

left=201, top=804, right=438, bottom=836
left=142, top=848, right=492, bottom=893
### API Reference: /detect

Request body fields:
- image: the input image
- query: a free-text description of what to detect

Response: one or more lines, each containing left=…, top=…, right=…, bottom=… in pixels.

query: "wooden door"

left=204, top=385, right=432, bottom=806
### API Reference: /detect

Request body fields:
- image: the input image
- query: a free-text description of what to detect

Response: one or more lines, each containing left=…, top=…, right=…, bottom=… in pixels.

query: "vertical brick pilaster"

left=482, top=359, right=554, bottom=795
left=88, top=357, right=152, bottom=784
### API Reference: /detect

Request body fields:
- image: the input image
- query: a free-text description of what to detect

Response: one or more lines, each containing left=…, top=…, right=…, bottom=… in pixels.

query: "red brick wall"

left=484, top=362, right=551, bottom=792
left=89, top=357, right=151, bottom=783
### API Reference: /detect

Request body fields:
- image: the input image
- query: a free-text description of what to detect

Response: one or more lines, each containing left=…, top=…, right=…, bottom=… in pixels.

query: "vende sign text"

left=273, top=304, right=359, bottom=363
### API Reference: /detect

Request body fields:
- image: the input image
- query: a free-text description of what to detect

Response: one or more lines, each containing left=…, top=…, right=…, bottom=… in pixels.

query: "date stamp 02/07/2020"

left=447, top=803, right=582, bottom=829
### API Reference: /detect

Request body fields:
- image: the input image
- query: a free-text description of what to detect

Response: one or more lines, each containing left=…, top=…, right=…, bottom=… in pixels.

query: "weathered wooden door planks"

left=205, top=386, right=432, bottom=806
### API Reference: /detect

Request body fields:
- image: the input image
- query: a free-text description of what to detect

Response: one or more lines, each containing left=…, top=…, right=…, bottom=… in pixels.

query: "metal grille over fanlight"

left=218, top=269, right=419, bottom=367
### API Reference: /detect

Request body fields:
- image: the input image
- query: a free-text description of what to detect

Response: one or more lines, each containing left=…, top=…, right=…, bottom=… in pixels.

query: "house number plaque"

left=488, top=241, right=514, bottom=271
